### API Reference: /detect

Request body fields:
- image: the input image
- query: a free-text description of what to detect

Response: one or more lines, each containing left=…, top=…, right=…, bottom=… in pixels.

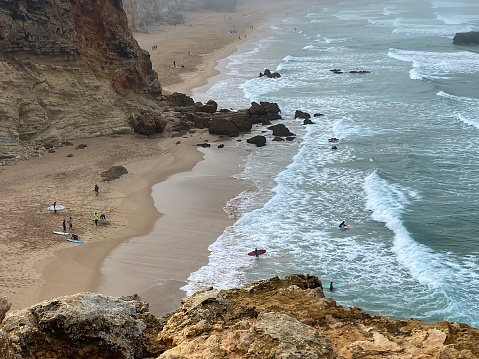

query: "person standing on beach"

left=68, top=217, right=73, bottom=230
left=93, top=212, right=99, bottom=226
left=94, top=184, right=99, bottom=196
left=53, top=201, right=57, bottom=214
left=62, top=218, right=66, bottom=232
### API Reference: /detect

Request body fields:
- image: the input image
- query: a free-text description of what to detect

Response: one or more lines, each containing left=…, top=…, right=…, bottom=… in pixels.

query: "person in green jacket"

left=93, top=212, right=100, bottom=226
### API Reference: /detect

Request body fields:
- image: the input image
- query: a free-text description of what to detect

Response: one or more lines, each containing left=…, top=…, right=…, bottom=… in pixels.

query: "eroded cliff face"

left=122, top=0, right=186, bottom=31
left=1, top=275, right=478, bottom=359
left=0, top=0, right=161, bottom=158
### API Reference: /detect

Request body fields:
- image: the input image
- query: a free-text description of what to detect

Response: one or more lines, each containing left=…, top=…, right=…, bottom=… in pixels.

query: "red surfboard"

left=248, top=249, right=266, bottom=256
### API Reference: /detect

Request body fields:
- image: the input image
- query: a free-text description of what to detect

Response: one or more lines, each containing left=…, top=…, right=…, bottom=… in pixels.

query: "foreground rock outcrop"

left=1, top=275, right=478, bottom=358
left=0, top=0, right=161, bottom=158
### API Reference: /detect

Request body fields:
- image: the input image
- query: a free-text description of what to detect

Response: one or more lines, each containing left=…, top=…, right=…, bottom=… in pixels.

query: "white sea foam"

left=388, top=48, right=479, bottom=80
left=431, top=1, right=479, bottom=9
left=436, top=14, right=479, bottom=25
left=383, top=6, right=404, bottom=16
left=390, top=16, right=472, bottom=36
left=186, top=0, right=479, bottom=328
left=437, top=91, right=479, bottom=129
left=302, top=45, right=319, bottom=51
left=364, top=171, right=447, bottom=287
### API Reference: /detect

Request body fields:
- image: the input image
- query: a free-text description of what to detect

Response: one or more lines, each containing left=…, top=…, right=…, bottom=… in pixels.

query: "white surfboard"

left=48, top=205, right=65, bottom=211
left=53, top=231, right=69, bottom=235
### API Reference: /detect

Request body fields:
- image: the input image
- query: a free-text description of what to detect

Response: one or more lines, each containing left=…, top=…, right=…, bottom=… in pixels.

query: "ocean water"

left=187, top=0, right=479, bottom=328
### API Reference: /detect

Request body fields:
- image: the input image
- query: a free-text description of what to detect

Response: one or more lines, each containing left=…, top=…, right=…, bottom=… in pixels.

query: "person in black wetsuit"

left=339, top=221, right=346, bottom=228
left=329, top=282, right=334, bottom=291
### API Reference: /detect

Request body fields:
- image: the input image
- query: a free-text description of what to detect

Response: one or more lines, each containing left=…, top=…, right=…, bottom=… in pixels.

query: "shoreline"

left=1, top=1, right=309, bottom=313
left=91, top=2, right=309, bottom=314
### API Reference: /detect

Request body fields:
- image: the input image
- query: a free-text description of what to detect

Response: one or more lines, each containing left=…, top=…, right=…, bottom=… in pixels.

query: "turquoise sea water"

left=186, top=0, right=479, bottom=328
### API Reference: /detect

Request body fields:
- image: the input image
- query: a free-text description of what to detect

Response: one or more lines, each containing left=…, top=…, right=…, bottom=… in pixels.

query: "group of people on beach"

left=52, top=184, right=108, bottom=240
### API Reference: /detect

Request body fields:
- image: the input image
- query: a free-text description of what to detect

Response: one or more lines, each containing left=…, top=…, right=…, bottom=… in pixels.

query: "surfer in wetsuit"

left=339, top=221, right=346, bottom=228
left=329, top=282, right=334, bottom=291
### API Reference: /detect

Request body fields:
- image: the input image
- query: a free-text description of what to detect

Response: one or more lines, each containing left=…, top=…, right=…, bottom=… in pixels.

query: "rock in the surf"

left=453, top=31, right=479, bottom=45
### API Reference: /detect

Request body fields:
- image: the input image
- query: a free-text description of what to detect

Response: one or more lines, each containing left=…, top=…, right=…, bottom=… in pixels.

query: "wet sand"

left=1, top=0, right=306, bottom=313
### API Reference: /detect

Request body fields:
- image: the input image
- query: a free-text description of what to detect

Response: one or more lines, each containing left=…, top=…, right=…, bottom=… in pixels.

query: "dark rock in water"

left=217, top=144, right=225, bottom=148
left=259, top=68, right=281, bottom=78
left=349, top=70, right=371, bottom=74
left=247, top=135, right=267, bottom=147
left=101, top=165, right=128, bottom=181
left=330, top=69, right=343, bottom=74
left=331, top=145, right=338, bottom=150
left=453, top=31, right=479, bottom=45
left=248, top=101, right=282, bottom=125
left=294, top=110, right=311, bottom=120
left=286, top=137, right=296, bottom=141
left=328, top=137, right=339, bottom=143
left=272, top=136, right=285, bottom=142
left=268, top=124, right=295, bottom=137
left=313, top=113, right=324, bottom=117
left=303, top=119, right=314, bottom=125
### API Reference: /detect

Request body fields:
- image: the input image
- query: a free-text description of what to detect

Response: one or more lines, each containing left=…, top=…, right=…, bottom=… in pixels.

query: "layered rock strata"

left=122, top=0, right=186, bottom=32
left=0, top=0, right=161, bottom=158
left=1, top=275, right=478, bottom=358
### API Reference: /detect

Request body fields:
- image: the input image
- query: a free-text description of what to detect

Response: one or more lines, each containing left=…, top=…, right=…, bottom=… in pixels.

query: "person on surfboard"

left=329, top=282, right=334, bottom=291
left=339, top=221, right=347, bottom=228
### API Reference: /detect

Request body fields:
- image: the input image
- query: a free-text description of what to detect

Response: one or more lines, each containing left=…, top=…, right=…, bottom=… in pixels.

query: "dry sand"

left=1, top=0, right=306, bottom=313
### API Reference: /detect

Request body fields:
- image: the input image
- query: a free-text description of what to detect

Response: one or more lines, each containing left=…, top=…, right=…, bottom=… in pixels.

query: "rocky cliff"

left=122, top=0, right=186, bottom=32
left=0, top=0, right=161, bottom=159
left=1, top=275, right=478, bottom=358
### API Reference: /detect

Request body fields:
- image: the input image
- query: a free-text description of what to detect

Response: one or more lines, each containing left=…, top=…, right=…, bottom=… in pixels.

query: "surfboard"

left=327, top=284, right=341, bottom=290
left=67, top=238, right=83, bottom=244
left=53, top=231, right=69, bottom=235
left=48, top=205, right=65, bottom=211
left=339, top=225, right=350, bottom=230
left=248, top=249, right=266, bottom=256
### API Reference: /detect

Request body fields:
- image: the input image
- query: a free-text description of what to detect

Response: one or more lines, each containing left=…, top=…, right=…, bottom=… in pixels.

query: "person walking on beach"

left=94, top=184, right=99, bottom=196
left=68, top=217, right=73, bottom=230
left=62, top=218, right=66, bottom=233
left=93, top=212, right=100, bottom=226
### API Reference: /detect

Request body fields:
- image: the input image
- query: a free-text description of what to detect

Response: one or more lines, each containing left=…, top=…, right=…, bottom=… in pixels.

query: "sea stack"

left=453, top=31, right=479, bottom=45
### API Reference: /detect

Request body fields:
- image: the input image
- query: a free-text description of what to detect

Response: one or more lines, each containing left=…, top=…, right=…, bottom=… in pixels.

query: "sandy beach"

left=1, top=0, right=306, bottom=313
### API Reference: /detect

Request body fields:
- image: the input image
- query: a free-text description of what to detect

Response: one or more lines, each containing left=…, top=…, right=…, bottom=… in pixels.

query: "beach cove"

left=0, top=0, right=307, bottom=313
